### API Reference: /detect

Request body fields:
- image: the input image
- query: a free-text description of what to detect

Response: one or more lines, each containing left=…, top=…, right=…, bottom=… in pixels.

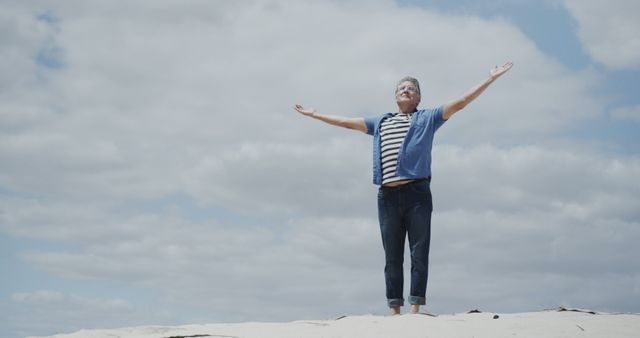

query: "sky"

left=1, top=0, right=639, bottom=337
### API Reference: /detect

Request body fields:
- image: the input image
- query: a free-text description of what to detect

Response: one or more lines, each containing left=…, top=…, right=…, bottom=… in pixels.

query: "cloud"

left=562, top=0, right=640, bottom=70
left=432, top=144, right=640, bottom=221
left=0, top=4, right=50, bottom=91
left=10, top=210, right=386, bottom=323
left=7, top=145, right=639, bottom=324
left=2, top=290, right=140, bottom=338
left=427, top=144, right=640, bottom=312
left=11, top=290, right=132, bottom=310
left=0, top=0, right=605, bottom=205
left=182, top=139, right=375, bottom=217
left=610, top=104, right=640, bottom=122
left=1, top=2, right=602, bottom=200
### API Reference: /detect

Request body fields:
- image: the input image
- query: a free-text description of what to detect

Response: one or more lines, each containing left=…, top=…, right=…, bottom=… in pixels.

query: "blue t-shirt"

left=364, top=107, right=446, bottom=185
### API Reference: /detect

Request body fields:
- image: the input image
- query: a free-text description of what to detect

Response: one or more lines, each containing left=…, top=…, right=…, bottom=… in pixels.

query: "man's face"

left=395, top=81, right=421, bottom=108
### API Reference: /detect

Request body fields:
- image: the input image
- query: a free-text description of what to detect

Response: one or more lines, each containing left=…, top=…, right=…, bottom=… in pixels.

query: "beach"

left=30, top=308, right=640, bottom=338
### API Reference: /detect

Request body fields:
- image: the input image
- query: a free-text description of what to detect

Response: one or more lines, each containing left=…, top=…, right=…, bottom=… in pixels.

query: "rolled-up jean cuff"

left=387, top=298, right=404, bottom=307
left=409, top=296, right=426, bottom=305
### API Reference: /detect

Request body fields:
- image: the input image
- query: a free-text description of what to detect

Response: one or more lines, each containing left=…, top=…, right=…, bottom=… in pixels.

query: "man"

left=294, top=61, right=513, bottom=315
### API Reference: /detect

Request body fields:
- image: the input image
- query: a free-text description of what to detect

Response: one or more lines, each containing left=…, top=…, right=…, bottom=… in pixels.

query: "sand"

left=29, top=308, right=640, bottom=338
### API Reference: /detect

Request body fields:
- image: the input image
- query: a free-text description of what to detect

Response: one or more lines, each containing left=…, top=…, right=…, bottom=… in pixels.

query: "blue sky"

left=1, top=1, right=639, bottom=337
left=400, top=0, right=639, bottom=153
left=401, top=0, right=592, bottom=66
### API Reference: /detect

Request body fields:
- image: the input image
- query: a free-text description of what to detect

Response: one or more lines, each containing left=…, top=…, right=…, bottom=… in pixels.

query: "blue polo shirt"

left=364, top=107, right=446, bottom=185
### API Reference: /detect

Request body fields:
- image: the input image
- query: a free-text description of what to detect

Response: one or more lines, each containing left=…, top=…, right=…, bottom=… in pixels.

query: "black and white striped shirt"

left=380, top=112, right=413, bottom=185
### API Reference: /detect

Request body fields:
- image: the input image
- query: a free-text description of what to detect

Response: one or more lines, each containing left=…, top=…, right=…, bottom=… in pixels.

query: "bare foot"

left=410, top=305, right=420, bottom=314
left=390, top=307, right=401, bottom=315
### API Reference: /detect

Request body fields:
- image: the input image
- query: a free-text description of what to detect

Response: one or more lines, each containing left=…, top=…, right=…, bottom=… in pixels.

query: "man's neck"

left=398, top=106, right=418, bottom=114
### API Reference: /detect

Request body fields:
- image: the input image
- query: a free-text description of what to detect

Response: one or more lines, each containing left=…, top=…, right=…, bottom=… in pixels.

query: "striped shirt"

left=380, top=112, right=413, bottom=185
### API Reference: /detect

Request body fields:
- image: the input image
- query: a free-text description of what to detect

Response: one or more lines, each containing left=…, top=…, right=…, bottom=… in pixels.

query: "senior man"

left=294, top=62, right=513, bottom=315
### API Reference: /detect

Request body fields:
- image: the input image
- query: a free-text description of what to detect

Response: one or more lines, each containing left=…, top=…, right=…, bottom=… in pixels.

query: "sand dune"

left=30, top=308, right=640, bottom=338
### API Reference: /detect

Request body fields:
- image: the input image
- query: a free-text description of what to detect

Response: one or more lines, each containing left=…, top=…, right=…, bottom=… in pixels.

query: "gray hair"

left=395, top=76, right=421, bottom=95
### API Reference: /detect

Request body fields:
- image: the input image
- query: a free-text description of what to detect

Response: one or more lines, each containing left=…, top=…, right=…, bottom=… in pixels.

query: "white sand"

left=29, top=309, right=640, bottom=338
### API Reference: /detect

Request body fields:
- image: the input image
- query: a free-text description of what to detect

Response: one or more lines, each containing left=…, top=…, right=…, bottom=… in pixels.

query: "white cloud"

left=6, top=144, right=639, bottom=325
left=1, top=0, right=604, bottom=204
left=12, top=290, right=65, bottom=303
left=562, top=0, right=640, bottom=70
left=11, top=211, right=385, bottom=323
left=432, top=144, right=640, bottom=220
left=2, top=290, right=140, bottom=338
left=182, top=139, right=375, bottom=217
left=611, top=104, right=640, bottom=122
left=11, top=290, right=132, bottom=310
left=0, top=4, right=50, bottom=91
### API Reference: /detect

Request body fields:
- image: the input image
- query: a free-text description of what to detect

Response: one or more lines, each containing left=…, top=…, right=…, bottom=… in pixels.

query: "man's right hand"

left=294, top=104, right=316, bottom=117
left=293, top=104, right=368, bottom=133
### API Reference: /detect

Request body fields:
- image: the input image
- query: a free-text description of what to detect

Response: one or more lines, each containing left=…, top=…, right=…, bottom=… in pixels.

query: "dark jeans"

left=377, top=179, right=432, bottom=308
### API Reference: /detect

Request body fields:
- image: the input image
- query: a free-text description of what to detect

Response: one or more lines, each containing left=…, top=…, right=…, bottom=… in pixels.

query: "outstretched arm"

left=294, top=104, right=368, bottom=133
left=443, top=61, right=513, bottom=120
